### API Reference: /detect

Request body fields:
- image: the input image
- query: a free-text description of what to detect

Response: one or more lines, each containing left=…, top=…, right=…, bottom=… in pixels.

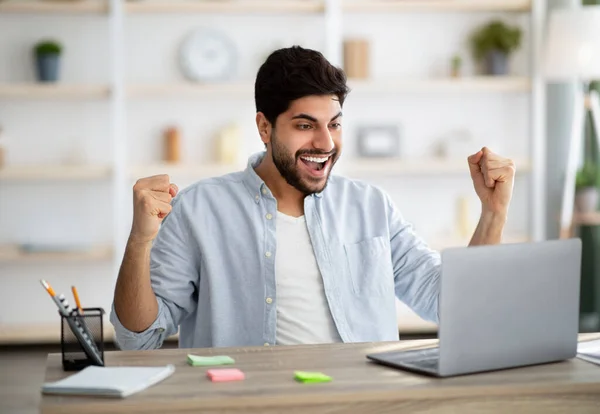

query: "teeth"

left=301, top=156, right=329, bottom=163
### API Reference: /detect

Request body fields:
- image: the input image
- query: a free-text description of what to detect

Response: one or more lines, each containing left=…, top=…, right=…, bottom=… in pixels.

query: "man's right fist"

left=130, top=174, right=179, bottom=244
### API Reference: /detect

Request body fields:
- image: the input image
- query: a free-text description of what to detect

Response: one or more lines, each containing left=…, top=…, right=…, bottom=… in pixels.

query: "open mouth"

left=299, top=154, right=332, bottom=177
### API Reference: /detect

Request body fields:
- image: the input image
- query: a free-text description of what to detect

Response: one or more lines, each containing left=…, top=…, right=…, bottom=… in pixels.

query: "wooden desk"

left=41, top=334, right=600, bottom=414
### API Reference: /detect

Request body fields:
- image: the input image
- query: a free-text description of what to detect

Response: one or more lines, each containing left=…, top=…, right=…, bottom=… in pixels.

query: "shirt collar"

left=242, top=151, right=323, bottom=201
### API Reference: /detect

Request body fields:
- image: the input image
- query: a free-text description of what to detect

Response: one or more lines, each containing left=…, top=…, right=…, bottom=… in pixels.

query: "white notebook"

left=41, top=364, right=175, bottom=398
left=577, top=339, right=600, bottom=366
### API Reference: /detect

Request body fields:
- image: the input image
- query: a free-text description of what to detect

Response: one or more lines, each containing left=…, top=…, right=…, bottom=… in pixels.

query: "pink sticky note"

left=206, top=368, right=245, bottom=382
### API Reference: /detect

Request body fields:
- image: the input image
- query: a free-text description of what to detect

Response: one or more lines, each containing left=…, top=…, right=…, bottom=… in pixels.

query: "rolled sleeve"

left=387, top=195, right=441, bottom=324
left=110, top=299, right=172, bottom=350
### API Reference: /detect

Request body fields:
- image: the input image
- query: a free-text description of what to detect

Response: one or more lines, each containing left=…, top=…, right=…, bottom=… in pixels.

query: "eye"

left=297, top=124, right=313, bottom=130
left=330, top=123, right=342, bottom=129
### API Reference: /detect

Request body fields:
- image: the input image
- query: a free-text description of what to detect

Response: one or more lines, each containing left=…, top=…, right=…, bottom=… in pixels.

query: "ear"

left=256, top=112, right=272, bottom=146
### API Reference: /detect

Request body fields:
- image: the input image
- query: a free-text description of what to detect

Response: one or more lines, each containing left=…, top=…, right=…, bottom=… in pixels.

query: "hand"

left=130, top=175, right=179, bottom=244
left=467, top=147, right=515, bottom=216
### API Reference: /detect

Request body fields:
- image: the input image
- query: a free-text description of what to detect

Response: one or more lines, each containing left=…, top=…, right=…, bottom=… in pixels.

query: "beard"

left=270, top=129, right=338, bottom=195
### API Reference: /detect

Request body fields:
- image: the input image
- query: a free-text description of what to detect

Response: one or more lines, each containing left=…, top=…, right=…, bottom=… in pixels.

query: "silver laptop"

left=367, top=238, right=582, bottom=377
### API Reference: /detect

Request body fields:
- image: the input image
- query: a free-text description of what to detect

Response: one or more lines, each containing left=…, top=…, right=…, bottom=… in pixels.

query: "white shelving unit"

left=0, top=0, right=546, bottom=343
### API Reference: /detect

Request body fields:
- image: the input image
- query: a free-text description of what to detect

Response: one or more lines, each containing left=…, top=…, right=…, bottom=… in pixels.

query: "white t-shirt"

left=274, top=211, right=342, bottom=345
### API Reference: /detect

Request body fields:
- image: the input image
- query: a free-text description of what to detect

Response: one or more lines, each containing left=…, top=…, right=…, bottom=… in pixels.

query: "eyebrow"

left=291, top=112, right=343, bottom=123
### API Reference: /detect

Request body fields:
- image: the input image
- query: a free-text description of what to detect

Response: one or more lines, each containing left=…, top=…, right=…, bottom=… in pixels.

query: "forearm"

left=113, top=238, right=159, bottom=333
left=469, top=210, right=507, bottom=246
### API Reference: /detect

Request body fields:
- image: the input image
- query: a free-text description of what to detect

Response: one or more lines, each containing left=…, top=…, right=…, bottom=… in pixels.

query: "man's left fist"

left=467, top=147, right=515, bottom=216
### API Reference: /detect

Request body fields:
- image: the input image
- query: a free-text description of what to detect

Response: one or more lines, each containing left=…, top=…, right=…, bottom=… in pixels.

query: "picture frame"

left=356, top=125, right=401, bottom=157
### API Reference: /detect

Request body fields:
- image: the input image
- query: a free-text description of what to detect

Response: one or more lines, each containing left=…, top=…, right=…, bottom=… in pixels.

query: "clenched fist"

left=468, top=147, right=515, bottom=216
left=130, top=175, right=179, bottom=244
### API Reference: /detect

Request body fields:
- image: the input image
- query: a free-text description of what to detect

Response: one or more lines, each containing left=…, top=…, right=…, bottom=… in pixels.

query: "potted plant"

left=450, top=54, right=462, bottom=78
left=469, top=20, right=522, bottom=76
left=575, top=163, right=600, bottom=213
left=34, top=39, right=62, bottom=82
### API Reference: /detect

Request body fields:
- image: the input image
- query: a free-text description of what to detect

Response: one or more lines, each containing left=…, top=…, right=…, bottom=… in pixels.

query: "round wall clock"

left=178, top=28, right=237, bottom=82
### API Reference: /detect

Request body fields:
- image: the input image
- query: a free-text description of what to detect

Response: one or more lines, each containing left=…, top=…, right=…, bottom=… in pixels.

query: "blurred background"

left=1, top=0, right=600, bottom=372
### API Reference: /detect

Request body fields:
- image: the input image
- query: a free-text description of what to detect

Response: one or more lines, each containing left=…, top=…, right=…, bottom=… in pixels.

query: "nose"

left=312, top=126, right=334, bottom=153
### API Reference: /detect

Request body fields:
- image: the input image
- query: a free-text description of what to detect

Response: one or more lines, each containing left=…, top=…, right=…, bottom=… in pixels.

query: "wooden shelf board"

left=398, top=321, right=438, bottom=334
left=127, top=82, right=253, bottom=98
left=130, top=163, right=242, bottom=180
left=125, top=0, right=324, bottom=14
left=0, top=322, right=115, bottom=345
left=348, top=77, right=531, bottom=93
left=0, top=83, right=110, bottom=99
left=0, top=165, right=112, bottom=181
left=574, top=212, right=600, bottom=226
left=0, top=0, right=108, bottom=14
left=339, top=157, right=531, bottom=176
left=132, top=158, right=531, bottom=180
left=0, top=322, right=179, bottom=345
left=344, top=0, right=531, bottom=12
left=0, top=318, right=428, bottom=344
left=129, top=77, right=530, bottom=98
left=0, top=245, right=113, bottom=263
left=396, top=303, right=438, bottom=334
left=430, top=234, right=530, bottom=251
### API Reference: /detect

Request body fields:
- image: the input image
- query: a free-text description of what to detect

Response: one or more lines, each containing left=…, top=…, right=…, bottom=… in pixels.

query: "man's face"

left=269, top=95, right=342, bottom=195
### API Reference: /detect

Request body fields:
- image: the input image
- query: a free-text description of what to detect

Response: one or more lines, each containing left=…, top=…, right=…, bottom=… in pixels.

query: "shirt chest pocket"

left=343, top=236, right=394, bottom=297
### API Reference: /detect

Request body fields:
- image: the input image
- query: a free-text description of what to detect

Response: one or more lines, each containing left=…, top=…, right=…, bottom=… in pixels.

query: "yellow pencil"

left=71, top=286, right=84, bottom=314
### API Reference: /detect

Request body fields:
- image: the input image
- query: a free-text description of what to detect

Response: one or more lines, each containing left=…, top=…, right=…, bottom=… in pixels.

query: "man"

left=111, top=46, right=515, bottom=350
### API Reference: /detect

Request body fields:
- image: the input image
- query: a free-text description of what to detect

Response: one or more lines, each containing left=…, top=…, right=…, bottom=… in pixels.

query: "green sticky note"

left=187, top=354, right=235, bottom=366
left=294, top=371, right=332, bottom=383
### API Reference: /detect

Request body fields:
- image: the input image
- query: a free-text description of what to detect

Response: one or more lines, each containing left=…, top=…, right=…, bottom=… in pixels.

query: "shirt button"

left=266, top=297, right=273, bottom=304
left=265, top=251, right=272, bottom=257
left=266, top=213, right=273, bottom=220
left=255, top=195, right=259, bottom=201
left=262, top=188, right=267, bottom=195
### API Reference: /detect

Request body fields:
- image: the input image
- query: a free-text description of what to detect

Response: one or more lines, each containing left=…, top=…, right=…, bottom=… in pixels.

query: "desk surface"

left=41, top=333, right=600, bottom=414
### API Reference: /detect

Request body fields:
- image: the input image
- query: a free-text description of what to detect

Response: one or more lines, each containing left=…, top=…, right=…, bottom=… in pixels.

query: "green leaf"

left=576, top=163, right=600, bottom=189
left=34, top=40, right=62, bottom=56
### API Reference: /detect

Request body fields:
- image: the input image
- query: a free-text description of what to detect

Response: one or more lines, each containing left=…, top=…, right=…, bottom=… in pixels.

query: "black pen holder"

left=60, top=307, right=105, bottom=371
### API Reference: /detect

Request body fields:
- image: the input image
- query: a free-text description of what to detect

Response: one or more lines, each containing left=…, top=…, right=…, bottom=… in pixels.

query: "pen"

left=71, top=286, right=83, bottom=315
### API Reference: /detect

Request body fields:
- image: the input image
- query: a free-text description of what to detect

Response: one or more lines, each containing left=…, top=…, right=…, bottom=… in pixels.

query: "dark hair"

left=255, top=45, right=350, bottom=126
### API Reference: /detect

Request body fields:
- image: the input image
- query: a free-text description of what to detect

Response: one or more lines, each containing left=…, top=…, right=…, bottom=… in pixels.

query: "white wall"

left=0, top=6, right=537, bottom=336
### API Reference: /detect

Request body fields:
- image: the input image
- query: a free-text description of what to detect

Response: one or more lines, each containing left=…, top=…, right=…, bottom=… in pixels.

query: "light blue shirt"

left=110, top=152, right=441, bottom=350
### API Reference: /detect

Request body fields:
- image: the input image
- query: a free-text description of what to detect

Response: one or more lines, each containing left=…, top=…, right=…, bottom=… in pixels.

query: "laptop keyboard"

left=383, top=348, right=440, bottom=370
left=408, top=358, right=438, bottom=370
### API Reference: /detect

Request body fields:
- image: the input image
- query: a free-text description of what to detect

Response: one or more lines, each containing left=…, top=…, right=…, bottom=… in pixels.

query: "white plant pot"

left=575, top=187, right=599, bottom=213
